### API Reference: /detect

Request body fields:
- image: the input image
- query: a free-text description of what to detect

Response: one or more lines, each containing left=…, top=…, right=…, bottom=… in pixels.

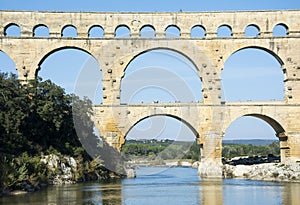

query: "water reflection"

left=282, top=182, right=300, bottom=205
left=200, top=179, right=223, bottom=205
left=0, top=167, right=300, bottom=205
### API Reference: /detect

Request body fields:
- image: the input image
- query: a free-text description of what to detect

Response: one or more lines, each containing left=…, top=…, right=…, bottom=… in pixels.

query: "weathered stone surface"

left=1, top=10, right=300, bottom=178
left=224, top=163, right=300, bottom=182
left=41, top=154, right=77, bottom=184
left=125, top=168, right=136, bottom=178
left=199, top=161, right=223, bottom=178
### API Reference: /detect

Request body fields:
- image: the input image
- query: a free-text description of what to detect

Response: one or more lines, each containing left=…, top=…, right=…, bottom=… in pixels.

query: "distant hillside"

left=223, top=139, right=279, bottom=146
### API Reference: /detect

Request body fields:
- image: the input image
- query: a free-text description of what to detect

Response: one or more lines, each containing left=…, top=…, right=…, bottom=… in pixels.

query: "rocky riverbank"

left=223, top=163, right=300, bottom=182
left=1, top=154, right=126, bottom=196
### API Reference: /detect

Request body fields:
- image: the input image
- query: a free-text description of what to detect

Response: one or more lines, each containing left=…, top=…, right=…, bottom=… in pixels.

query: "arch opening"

left=165, top=25, right=180, bottom=38
left=222, top=115, right=282, bottom=164
left=244, top=25, right=260, bottom=37
left=88, top=25, right=104, bottom=38
left=115, top=25, right=130, bottom=38
left=217, top=25, right=232, bottom=37
left=140, top=25, right=156, bottom=38
left=0, top=50, right=18, bottom=77
left=191, top=25, right=206, bottom=38
left=33, top=24, right=50, bottom=37
left=4, top=23, right=21, bottom=37
left=120, top=48, right=202, bottom=104
left=62, top=25, right=78, bottom=38
left=122, top=115, right=200, bottom=164
left=221, top=47, right=284, bottom=102
left=273, top=24, right=288, bottom=37
left=37, top=47, right=102, bottom=104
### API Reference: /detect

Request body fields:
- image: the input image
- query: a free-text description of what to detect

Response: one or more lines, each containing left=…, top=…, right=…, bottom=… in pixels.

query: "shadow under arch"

left=124, top=113, right=199, bottom=140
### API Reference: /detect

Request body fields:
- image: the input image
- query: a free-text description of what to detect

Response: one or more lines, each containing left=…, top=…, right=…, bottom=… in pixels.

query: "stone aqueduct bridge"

left=1, top=10, right=300, bottom=177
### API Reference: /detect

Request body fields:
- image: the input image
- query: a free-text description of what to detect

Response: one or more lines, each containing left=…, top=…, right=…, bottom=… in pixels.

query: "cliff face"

left=223, top=163, right=300, bottom=182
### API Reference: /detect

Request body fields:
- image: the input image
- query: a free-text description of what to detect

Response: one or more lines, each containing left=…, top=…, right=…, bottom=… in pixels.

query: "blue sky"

left=0, top=0, right=299, bottom=142
left=0, top=0, right=299, bottom=12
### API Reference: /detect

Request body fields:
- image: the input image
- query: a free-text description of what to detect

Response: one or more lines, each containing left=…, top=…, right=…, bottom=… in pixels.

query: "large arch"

left=36, top=46, right=102, bottom=103
left=222, top=113, right=285, bottom=161
left=36, top=46, right=95, bottom=70
left=221, top=47, right=285, bottom=102
left=123, top=47, right=201, bottom=73
left=228, top=46, right=284, bottom=66
left=0, top=50, right=18, bottom=76
left=125, top=114, right=199, bottom=139
left=223, top=113, right=285, bottom=138
left=119, top=48, right=203, bottom=104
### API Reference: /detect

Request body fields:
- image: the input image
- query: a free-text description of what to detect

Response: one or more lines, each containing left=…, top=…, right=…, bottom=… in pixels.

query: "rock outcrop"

left=223, top=163, right=300, bottom=182
left=41, top=154, right=78, bottom=185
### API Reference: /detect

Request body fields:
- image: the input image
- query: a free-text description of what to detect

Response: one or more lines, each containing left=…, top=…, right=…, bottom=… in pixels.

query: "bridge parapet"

left=1, top=10, right=300, bottom=39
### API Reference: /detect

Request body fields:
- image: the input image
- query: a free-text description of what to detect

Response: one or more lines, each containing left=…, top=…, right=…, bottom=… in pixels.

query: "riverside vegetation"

left=0, top=73, right=124, bottom=196
left=121, top=139, right=280, bottom=165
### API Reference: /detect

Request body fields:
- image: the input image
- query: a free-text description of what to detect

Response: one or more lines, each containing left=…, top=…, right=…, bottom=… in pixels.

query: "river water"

left=1, top=166, right=299, bottom=205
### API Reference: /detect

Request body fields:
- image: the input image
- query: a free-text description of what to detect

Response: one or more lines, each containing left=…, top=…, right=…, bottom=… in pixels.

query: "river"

left=1, top=166, right=299, bottom=205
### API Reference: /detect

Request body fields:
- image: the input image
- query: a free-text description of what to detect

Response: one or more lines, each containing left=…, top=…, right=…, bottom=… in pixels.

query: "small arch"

left=61, top=25, right=77, bottom=38
left=115, top=25, right=130, bottom=38
left=140, top=25, right=156, bottom=38
left=244, top=24, right=260, bottom=37
left=4, top=23, right=21, bottom=37
left=88, top=25, right=104, bottom=38
left=217, top=25, right=232, bottom=37
left=190, top=25, right=206, bottom=38
left=165, top=25, right=180, bottom=38
left=273, top=24, right=288, bottom=37
left=33, top=24, right=50, bottom=37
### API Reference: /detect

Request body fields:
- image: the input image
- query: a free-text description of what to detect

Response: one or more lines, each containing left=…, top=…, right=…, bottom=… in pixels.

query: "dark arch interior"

left=120, top=48, right=202, bottom=104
